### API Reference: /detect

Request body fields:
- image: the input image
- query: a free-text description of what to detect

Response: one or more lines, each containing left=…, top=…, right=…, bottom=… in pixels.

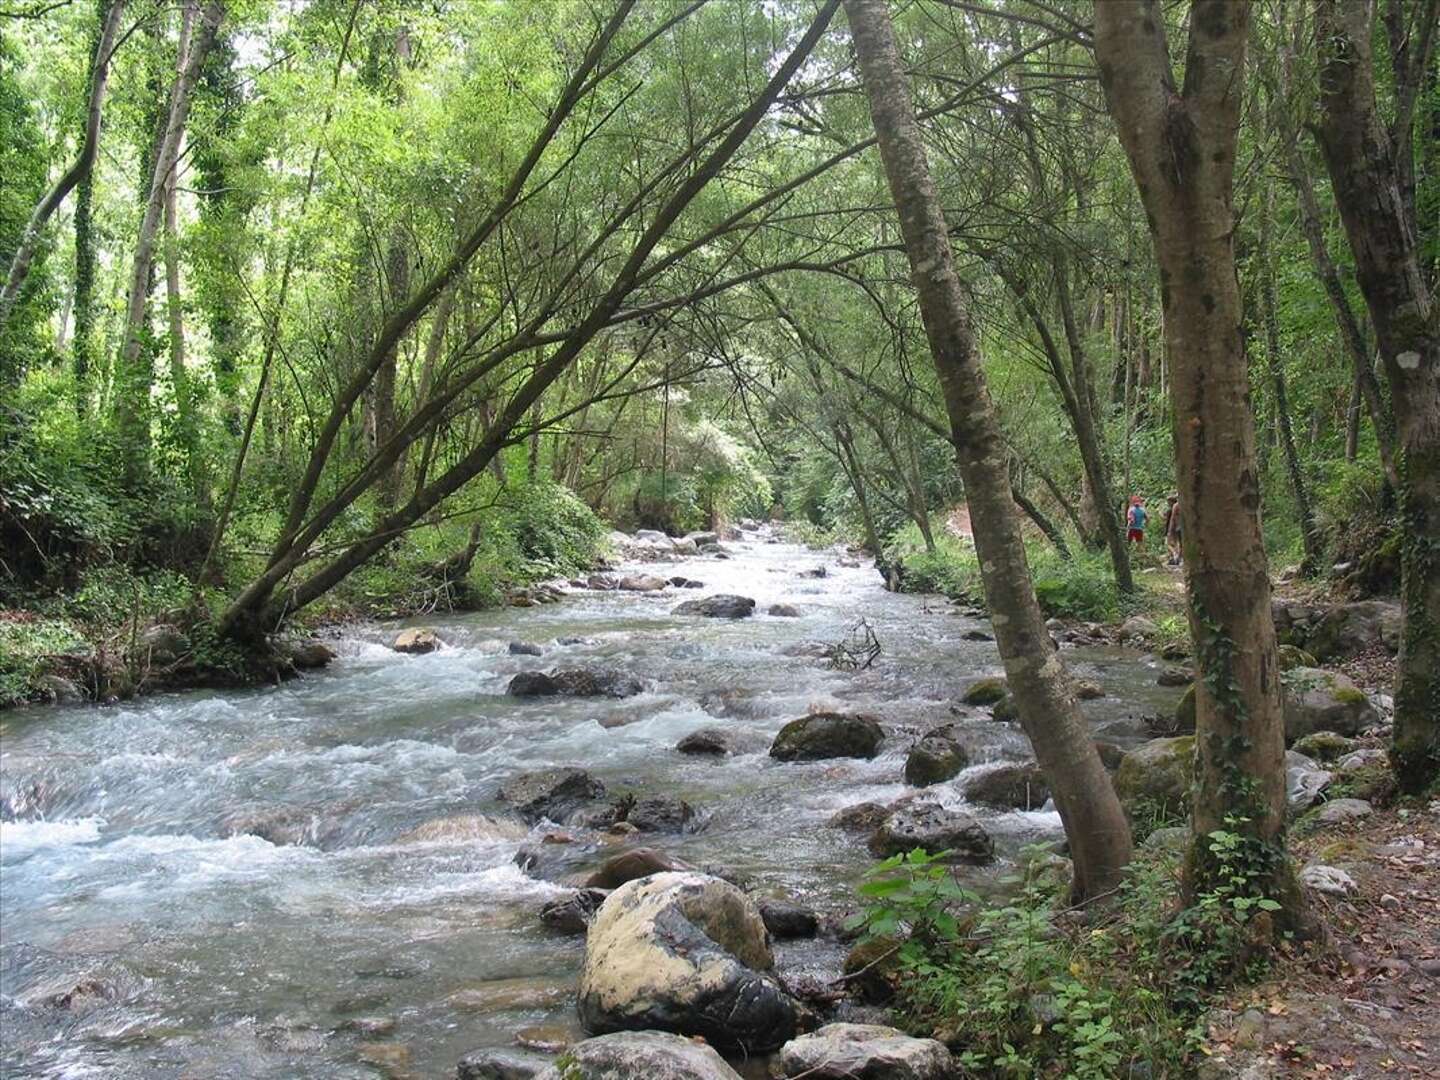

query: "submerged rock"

left=497, top=768, right=607, bottom=823
left=1283, top=667, right=1380, bottom=740
left=963, top=762, right=1050, bottom=811
left=758, top=898, right=819, bottom=939
left=1075, top=679, right=1105, bottom=700
left=395, top=814, right=528, bottom=845
left=768, top=603, right=802, bottom=617
left=770, top=713, right=883, bottom=761
left=585, top=847, right=695, bottom=889
left=673, top=595, right=756, bottom=619
left=539, top=888, right=610, bottom=934
left=576, top=872, right=797, bottom=1052
left=507, top=668, right=647, bottom=699
left=288, top=640, right=336, bottom=670
left=960, top=677, right=1007, bottom=706
left=621, top=796, right=696, bottom=834
left=457, top=1046, right=550, bottom=1079
left=535, top=1031, right=742, bottom=1080
left=903, top=735, right=968, bottom=787
left=676, top=728, right=731, bottom=756
left=777, top=1023, right=955, bottom=1080
left=868, top=801, right=993, bottom=863
left=508, top=641, right=543, bottom=657
left=392, top=627, right=442, bottom=654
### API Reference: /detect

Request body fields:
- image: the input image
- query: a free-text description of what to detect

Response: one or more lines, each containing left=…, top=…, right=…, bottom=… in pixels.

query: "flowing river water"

left=1, top=530, right=1183, bottom=1078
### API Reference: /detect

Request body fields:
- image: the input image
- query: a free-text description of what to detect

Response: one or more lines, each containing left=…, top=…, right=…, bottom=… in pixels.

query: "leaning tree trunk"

left=1316, top=0, right=1440, bottom=793
left=1096, top=0, right=1298, bottom=920
left=844, top=0, right=1132, bottom=903
left=0, top=0, right=126, bottom=332
left=113, top=0, right=224, bottom=488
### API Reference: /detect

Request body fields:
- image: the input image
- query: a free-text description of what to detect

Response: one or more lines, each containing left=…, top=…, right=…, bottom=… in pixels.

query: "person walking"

left=1164, top=494, right=1182, bottom=566
left=1126, top=495, right=1148, bottom=547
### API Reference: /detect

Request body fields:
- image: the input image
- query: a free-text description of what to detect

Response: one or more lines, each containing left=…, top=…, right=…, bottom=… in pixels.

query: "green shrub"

left=1029, top=548, right=1125, bottom=622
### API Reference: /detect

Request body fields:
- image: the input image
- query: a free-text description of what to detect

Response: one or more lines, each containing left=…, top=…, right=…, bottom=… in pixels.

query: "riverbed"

left=0, top=530, right=1182, bottom=1078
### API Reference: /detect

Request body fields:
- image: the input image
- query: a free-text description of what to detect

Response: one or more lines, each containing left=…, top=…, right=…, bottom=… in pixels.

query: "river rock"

left=539, top=888, right=610, bottom=934
left=1119, top=616, right=1158, bottom=642
left=776, top=1023, right=955, bottom=1080
left=903, top=735, right=968, bottom=786
left=36, top=674, right=85, bottom=703
left=457, top=1047, right=550, bottom=1079
left=585, top=847, right=695, bottom=888
left=758, top=898, right=819, bottom=939
left=587, top=575, right=618, bottom=590
left=576, top=872, right=797, bottom=1052
left=508, top=668, right=647, bottom=699
left=828, top=801, right=895, bottom=833
left=868, top=801, right=994, bottom=863
left=1308, top=600, right=1402, bottom=660
left=670, top=538, right=699, bottom=555
left=842, top=936, right=902, bottom=1003
left=991, top=694, right=1019, bottom=723
left=1093, top=740, right=1127, bottom=771
left=673, top=595, right=756, bottom=619
left=536, top=1031, right=742, bottom=1080
left=768, top=603, right=802, bottom=617
left=1113, top=736, right=1194, bottom=819
left=963, top=762, right=1050, bottom=810
left=621, top=796, right=695, bottom=834
left=1300, top=864, right=1357, bottom=896
left=1157, top=665, right=1192, bottom=687
left=771, top=713, right=883, bottom=761
left=1283, top=668, right=1379, bottom=739
left=960, top=677, right=1007, bottom=706
left=619, top=574, right=669, bottom=592
left=634, top=529, right=670, bottom=545
left=498, top=768, right=607, bottom=823
left=1285, top=752, right=1333, bottom=813
left=288, top=640, right=336, bottom=670
left=508, top=641, right=544, bottom=656
left=686, top=531, right=720, bottom=547
left=1075, top=679, right=1104, bottom=700
left=393, top=627, right=442, bottom=654
left=676, top=728, right=731, bottom=756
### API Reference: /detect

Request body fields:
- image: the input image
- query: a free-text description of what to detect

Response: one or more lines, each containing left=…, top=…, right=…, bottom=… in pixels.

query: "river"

left=0, top=529, right=1181, bottom=1078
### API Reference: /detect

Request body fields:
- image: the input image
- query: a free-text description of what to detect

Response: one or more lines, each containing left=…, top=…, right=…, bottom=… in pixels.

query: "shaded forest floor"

left=1201, top=800, right=1440, bottom=1078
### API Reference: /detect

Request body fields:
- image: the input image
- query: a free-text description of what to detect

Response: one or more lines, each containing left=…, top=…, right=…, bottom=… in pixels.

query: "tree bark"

left=0, top=0, right=126, bottom=332
left=163, top=140, right=205, bottom=506
left=845, top=0, right=1131, bottom=902
left=1260, top=183, right=1321, bottom=572
left=1096, top=0, right=1297, bottom=918
left=112, top=0, right=223, bottom=488
left=1316, top=0, right=1440, bottom=793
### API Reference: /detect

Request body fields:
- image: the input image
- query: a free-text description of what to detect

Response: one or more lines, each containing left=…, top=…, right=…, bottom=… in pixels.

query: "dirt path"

left=1201, top=800, right=1440, bottom=1078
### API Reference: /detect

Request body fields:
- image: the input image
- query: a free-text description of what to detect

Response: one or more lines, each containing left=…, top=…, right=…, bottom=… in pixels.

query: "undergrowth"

left=851, top=827, right=1291, bottom=1078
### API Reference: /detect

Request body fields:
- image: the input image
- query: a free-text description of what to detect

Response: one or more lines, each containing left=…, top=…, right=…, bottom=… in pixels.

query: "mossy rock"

left=1277, top=644, right=1318, bottom=671
left=842, top=935, right=903, bottom=1004
left=1114, top=736, right=1195, bottom=823
left=1327, top=759, right=1394, bottom=804
left=1282, top=667, right=1380, bottom=740
left=1172, top=685, right=1196, bottom=734
left=991, top=694, right=1018, bottom=722
left=1291, top=731, right=1357, bottom=762
left=961, top=677, right=1007, bottom=706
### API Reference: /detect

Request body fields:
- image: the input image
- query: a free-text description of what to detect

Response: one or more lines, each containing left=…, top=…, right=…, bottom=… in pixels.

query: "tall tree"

left=0, top=0, right=126, bottom=333
left=112, top=0, right=224, bottom=488
left=843, top=0, right=1132, bottom=903
left=1315, top=0, right=1440, bottom=792
left=1095, top=0, right=1298, bottom=917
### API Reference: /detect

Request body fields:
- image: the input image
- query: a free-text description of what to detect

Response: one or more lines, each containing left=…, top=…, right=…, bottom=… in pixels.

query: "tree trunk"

left=0, top=0, right=126, bottom=332
left=1289, top=153, right=1400, bottom=489
left=163, top=156, right=205, bottom=506
left=1096, top=0, right=1297, bottom=920
left=373, top=226, right=408, bottom=512
left=845, top=0, right=1131, bottom=903
left=1260, top=183, right=1321, bottom=572
left=113, top=0, right=224, bottom=489
left=1316, top=0, right=1440, bottom=793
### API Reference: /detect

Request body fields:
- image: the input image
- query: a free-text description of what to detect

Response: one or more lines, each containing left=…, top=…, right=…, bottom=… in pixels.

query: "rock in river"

left=457, top=1046, right=551, bottom=1079
left=676, top=728, right=731, bottom=756
left=903, top=734, right=968, bottom=787
left=576, top=872, right=797, bottom=1052
left=392, top=627, right=442, bottom=654
left=672, top=595, right=756, bottom=619
left=497, top=768, right=606, bottom=823
left=776, top=1023, right=955, bottom=1080
left=539, top=888, right=610, bottom=934
left=960, top=677, right=1007, bottom=706
left=963, top=762, right=1050, bottom=811
left=586, top=847, right=695, bottom=889
left=507, top=668, right=647, bottom=699
left=1113, top=736, right=1194, bottom=820
left=868, top=801, right=994, bottom=864
left=770, top=712, right=883, bottom=761
left=535, top=1031, right=742, bottom=1080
